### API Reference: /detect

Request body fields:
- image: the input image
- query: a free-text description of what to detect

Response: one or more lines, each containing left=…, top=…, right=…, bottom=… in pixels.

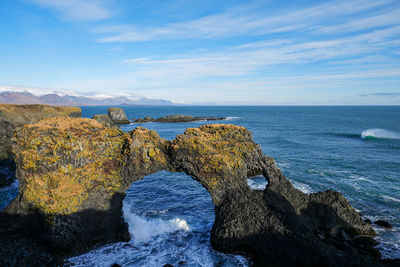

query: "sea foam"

left=124, top=211, right=190, bottom=244
left=361, top=128, right=400, bottom=140
left=247, top=176, right=268, bottom=190
left=292, top=181, right=313, bottom=194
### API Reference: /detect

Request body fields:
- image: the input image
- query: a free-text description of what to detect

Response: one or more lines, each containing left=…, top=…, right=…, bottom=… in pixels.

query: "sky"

left=0, top=0, right=399, bottom=105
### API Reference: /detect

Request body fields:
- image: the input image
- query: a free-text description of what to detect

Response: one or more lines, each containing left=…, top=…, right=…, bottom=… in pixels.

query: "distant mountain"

left=0, top=91, right=176, bottom=106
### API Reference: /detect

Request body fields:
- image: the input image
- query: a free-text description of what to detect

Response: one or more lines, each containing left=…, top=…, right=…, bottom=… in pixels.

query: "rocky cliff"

left=0, top=104, right=82, bottom=187
left=1, top=118, right=393, bottom=266
left=0, top=104, right=81, bottom=128
left=0, top=104, right=81, bottom=161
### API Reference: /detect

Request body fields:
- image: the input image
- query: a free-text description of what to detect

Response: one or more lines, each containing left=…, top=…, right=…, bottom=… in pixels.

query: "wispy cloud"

left=95, top=0, right=395, bottom=42
left=120, top=24, right=400, bottom=80
left=31, top=0, right=113, bottom=21
left=359, top=93, right=400, bottom=97
left=313, top=8, right=400, bottom=34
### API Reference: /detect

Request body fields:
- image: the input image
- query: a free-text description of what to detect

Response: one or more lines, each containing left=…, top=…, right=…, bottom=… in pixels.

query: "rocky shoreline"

left=0, top=105, right=398, bottom=266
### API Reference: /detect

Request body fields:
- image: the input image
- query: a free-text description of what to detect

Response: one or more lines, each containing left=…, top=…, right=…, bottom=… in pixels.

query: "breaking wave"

left=225, top=117, right=240, bottom=121
left=124, top=211, right=190, bottom=245
left=292, top=181, right=313, bottom=194
left=361, top=129, right=400, bottom=140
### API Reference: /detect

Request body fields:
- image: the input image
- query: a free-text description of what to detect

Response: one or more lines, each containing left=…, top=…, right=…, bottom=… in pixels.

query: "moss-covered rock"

left=92, top=114, right=117, bottom=128
left=170, top=124, right=263, bottom=204
left=8, top=117, right=130, bottom=251
left=13, top=117, right=128, bottom=215
left=0, top=104, right=81, bottom=163
left=122, top=127, right=169, bottom=186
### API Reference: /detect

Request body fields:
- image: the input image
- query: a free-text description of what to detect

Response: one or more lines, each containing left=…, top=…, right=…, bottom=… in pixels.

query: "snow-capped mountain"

left=0, top=86, right=175, bottom=106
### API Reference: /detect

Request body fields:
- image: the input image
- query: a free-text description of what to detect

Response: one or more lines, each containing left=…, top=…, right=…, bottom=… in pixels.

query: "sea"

left=1, top=106, right=399, bottom=266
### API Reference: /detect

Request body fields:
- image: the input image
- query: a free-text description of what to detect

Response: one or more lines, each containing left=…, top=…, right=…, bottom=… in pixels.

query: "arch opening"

left=247, top=175, right=269, bottom=191
left=68, top=170, right=250, bottom=266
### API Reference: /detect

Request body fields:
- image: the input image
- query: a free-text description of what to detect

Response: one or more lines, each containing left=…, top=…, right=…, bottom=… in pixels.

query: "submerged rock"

left=0, top=120, right=391, bottom=266
left=374, top=220, right=393, bottom=229
left=134, top=114, right=226, bottom=123
left=108, top=108, right=130, bottom=124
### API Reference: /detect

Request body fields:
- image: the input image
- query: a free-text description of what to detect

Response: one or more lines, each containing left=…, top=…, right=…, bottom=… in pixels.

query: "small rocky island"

left=89, top=107, right=226, bottom=125
left=0, top=108, right=397, bottom=266
left=134, top=114, right=226, bottom=123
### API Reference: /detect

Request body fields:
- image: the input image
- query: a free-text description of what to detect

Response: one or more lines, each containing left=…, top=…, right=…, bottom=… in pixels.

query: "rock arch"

left=2, top=117, right=383, bottom=266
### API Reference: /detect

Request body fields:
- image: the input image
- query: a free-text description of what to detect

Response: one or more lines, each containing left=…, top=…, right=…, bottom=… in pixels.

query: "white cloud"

left=31, top=0, right=113, bottom=21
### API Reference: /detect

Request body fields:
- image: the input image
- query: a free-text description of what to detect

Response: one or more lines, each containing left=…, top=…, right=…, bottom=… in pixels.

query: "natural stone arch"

left=121, top=170, right=211, bottom=251
left=3, top=117, right=382, bottom=266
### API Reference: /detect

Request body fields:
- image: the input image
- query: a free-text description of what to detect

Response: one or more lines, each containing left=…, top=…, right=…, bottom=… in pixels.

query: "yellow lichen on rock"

left=13, top=117, right=129, bottom=215
left=173, top=124, right=257, bottom=172
left=170, top=124, right=261, bottom=194
left=128, top=127, right=168, bottom=167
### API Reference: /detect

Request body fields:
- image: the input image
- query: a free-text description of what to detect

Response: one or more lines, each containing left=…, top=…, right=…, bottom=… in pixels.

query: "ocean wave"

left=361, top=128, right=400, bottom=140
left=123, top=210, right=190, bottom=244
left=376, top=233, right=400, bottom=259
left=383, top=195, right=400, bottom=203
left=225, top=117, right=240, bottom=121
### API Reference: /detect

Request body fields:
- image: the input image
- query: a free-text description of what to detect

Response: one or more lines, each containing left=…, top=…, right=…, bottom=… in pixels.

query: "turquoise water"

left=2, top=106, right=400, bottom=265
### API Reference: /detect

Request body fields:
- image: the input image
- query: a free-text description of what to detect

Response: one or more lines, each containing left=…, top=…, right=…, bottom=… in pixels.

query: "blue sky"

left=0, top=0, right=399, bottom=104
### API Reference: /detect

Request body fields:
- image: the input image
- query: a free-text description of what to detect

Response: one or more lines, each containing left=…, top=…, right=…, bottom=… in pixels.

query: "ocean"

left=1, top=106, right=399, bottom=266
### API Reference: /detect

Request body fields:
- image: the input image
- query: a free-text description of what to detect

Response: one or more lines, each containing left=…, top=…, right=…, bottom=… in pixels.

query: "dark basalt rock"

left=108, top=108, right=130, bottom=124
left=134, top=114, right=226, bottom=123
left=0, top=120, right=394, bottom=266
left=374, top=220, right=393, bottom=229
left=0, top=119, right=15, bottom=188
left=134, top=116, right=154, bottom=123
left=0, top=119, right=15, bottom=162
